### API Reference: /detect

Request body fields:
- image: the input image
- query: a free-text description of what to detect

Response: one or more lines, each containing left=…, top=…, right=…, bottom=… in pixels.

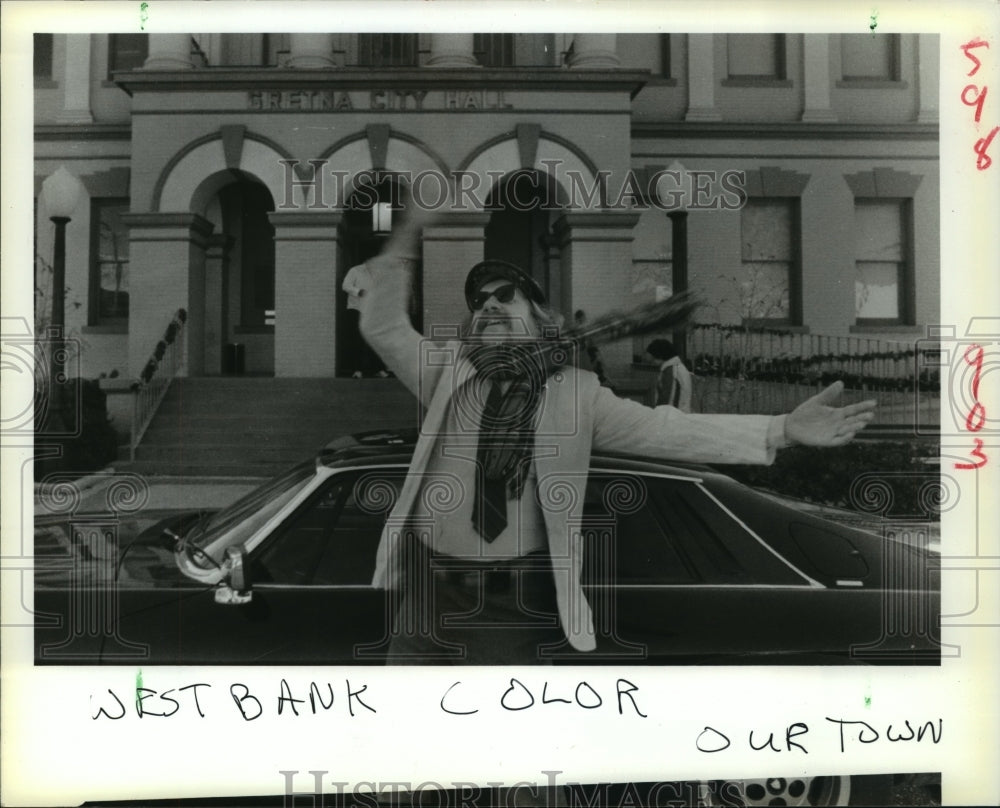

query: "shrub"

left=717, top=440, right=939, bottom=513
left=35, top=378, right=118, bottom=480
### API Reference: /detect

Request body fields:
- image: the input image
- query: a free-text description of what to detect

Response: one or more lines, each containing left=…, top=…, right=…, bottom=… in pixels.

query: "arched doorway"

left=336, top=172, right=422, bottom=377
left=203, top=175, right=276, bottom=375
left=484, top=170, right=560, bottom=304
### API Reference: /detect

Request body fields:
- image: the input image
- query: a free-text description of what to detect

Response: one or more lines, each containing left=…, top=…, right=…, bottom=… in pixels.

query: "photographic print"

left=2, top=2, right=997, bottom=806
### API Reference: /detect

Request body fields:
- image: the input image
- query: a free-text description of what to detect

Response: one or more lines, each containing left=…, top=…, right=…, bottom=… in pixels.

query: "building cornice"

left=632, top=121, right=939, bottom=141
left=112, top=67, right=651, bottom=99
left=35, top=124, right=132, bottom=141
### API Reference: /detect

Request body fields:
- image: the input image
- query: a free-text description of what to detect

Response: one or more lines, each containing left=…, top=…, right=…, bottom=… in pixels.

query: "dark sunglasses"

left=470, top=283, right=517, bottom=311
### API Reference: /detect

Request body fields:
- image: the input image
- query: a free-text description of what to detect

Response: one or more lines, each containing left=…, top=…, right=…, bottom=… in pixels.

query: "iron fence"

left=680, top=325, right=939, bottom=427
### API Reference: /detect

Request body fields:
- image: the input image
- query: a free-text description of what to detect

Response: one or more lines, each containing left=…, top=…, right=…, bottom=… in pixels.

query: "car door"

left=114, top=467, right=405, bottom=665
left=580, top=470, right=868, bottom=664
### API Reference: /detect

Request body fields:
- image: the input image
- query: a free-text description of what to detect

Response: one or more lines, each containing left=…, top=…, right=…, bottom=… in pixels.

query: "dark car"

left=34, top=429, right=940, bottom=666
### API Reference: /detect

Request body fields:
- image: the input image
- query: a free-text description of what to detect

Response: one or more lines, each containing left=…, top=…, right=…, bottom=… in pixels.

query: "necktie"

left=472, top=381, right=508, bottom=542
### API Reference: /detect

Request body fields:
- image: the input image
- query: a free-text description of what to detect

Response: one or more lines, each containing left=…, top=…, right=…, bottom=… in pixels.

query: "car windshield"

left=185, top=459, right=317, bottom=569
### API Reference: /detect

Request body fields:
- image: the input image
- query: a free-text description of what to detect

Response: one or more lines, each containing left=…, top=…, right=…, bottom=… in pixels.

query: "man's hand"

left=785, top=381, right=877, bottom=447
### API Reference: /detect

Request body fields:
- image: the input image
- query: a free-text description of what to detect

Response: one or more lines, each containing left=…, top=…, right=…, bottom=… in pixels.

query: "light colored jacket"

left=655, top=356, right=694, bottom=412
left=354, top=257, right=783, bottom=652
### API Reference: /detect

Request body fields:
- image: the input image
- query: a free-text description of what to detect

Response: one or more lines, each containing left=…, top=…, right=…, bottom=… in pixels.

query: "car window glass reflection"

left=581, top=473, right=700, bottom=586
left=191, top=460, right=316, bottom=568
left=253, top=473, right=401, bottom=586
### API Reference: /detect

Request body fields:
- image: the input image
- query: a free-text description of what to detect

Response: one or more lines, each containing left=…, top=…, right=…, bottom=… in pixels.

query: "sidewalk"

left=35, top=469, right=265, bottom=515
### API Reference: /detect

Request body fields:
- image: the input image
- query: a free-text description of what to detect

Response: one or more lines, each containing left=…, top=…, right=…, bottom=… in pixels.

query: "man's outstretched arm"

left=593, top=380, right=877, bottom=465
left=777, top=380, right=877, bottom=447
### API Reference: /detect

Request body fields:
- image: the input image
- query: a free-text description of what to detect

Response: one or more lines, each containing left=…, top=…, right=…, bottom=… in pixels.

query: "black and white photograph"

left=2, top=2, right=997, bottom=806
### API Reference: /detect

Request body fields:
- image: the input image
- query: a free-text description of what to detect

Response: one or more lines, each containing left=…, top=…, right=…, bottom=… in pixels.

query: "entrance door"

left=219, top=178, right=276, bottom=375
left=337, top=174, right=422, bottom=377
left=484, top=170, right=558, bottom=302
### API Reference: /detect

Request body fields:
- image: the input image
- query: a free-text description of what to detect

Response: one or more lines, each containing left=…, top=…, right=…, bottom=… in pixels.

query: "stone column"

left=685, top=34, right=721, bottom=121
left=144, top=34, right=196, bottom=70
left=121, top=213, right=214, bottom=377
left=421, top=212, right=490, bottom=338
left=426, top=34, right=479, bottom=68
left=287, top=34, right=335, bottom=68
left=567, top=34, right=620, bottom=69
left=916, top=33, right=939, bottom=123
left=203, top=235, right=234, bottom=375
left=552, top=211, right=640, bottom=372
left=268, top=211, right=342, bottom=377
left=801, top=35, right=838, bottom=122
left=57, top=35, right=94, bottom=124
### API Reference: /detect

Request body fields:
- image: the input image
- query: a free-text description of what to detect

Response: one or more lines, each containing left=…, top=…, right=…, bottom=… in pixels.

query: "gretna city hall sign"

left=248, top=89, right=513, bottom=111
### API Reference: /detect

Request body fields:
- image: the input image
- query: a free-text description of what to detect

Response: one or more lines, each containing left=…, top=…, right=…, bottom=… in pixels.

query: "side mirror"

left=214, top=545, right=253, bottom=605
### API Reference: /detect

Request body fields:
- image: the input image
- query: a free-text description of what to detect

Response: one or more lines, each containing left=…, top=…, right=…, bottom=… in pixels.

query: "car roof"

left=319, top=428, right=725, bottom=482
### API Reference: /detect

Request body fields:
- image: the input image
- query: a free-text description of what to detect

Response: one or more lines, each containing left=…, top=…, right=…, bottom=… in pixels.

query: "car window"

left=252, top=469, right=405, bottom=586
left=190, top=459, right=316, bottom=568
left=581, top=471, right=804, bottom=586
left=581, top=473, right=700, bottom=585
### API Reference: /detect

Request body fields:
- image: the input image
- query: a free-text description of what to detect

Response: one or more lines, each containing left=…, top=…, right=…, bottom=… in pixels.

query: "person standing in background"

left=647, top=337, right=693, bottom=412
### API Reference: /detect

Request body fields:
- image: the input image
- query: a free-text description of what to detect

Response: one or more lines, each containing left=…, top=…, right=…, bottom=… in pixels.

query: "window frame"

left=473, top=34, right=515, bottom=68
left=355, top=33, right=418, bottom=67
left=88, top=197, right=131, bottom=328
left=738, top=196, right=803, bottom=327
left=852, top=197, right=915, bottom=327
left=839, top=33, right=902, bottom=84
left=107, top=33, right=149, bottom=78
left=722, top=33, right=791, bottom=87
left=34, top=33, right=54, bottom=82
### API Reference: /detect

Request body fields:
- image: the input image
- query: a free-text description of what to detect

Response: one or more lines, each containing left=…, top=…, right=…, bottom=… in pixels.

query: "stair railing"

left=130, top=309, right=187, bottom=461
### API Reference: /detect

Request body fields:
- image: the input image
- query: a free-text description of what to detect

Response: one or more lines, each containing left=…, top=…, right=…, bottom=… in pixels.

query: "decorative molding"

left=516, top=123, right=542, bottom=170
left=366, top=124, right=391, bottom=171
left=34, top=124, right=132, bottom=141
left=553, top=210, right=641, bottom=245
left=112, top=67, right=650, bottom=96
left=121, top=212, right=215, bottom=244
left=220, top=124, right=246, bottom=170
left=844, top=167, right=923, bottom=197
left=631, top=121, right=938, bottom=141
left=79, top=166, right=131, bottom=198
left=151, top=128, right=295, bottom=211
left=317, top=127, right=450, bottom=179
left=835, top=80, right=909, bottom=90
left=742, top=166, right=811, bottom=197
left=267, top=210, right=344, bottom=234
left=720, top=79, right=794, bottom=89
left=455, top=128, right=601, bottom=193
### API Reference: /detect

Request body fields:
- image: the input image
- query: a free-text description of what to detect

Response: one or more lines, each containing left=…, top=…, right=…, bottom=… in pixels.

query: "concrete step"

left=131, top=377, right=419, bottom=477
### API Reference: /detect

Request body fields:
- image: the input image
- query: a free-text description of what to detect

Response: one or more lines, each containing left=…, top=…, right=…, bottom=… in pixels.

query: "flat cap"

left=464, top=259, right=547, bottom=310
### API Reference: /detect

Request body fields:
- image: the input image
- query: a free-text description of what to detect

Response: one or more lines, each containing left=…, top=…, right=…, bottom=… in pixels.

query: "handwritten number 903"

left=955, top=344, right=987, bottom=470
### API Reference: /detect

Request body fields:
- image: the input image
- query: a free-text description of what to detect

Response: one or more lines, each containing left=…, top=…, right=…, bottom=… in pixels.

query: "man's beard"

left=470, top=314, right=537, bottom=339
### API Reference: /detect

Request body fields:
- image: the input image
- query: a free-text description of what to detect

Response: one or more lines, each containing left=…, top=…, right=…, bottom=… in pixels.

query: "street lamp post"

left=41, top=166, right=82, bottom=427
left=665, top=160, right=690, bottom=361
